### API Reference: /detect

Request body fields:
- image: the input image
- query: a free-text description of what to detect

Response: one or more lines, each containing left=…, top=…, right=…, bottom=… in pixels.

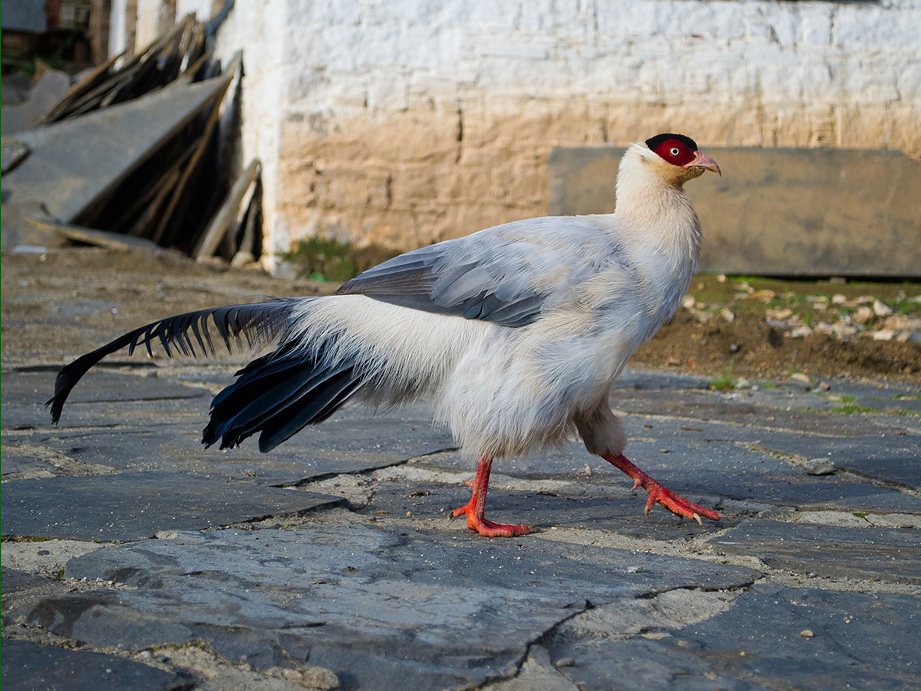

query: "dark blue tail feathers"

left=202, top=341, right=363, bottom=452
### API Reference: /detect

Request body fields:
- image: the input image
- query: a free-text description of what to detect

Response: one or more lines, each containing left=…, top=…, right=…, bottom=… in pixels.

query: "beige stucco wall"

left=136, top=0, right=921, bottom=262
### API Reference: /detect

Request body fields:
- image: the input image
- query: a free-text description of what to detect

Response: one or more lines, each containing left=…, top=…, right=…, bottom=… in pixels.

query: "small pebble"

left=800, top=629, right=814, bottom=638
left=803, top=458, right=835, bottom=476
left=627, top=566, right=644, bottom=574
left=853, top=306, right=874, bottom=323
left=873, top=299, right=893, bottom=317
left=554, top=657, right=575, bottom=668
left=791, top=373, right=811, bottom=384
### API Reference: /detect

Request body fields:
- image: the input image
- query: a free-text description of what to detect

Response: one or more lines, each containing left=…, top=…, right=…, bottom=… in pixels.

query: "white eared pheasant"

left=49, top=133, right=722, bottom=537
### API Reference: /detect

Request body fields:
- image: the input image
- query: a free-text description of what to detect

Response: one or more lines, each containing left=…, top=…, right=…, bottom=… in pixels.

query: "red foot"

left=603, top=453, right=719, bottom=524
left=450, top=456, right=531, bottom=537
left=451, top=501, right=531, bottom=537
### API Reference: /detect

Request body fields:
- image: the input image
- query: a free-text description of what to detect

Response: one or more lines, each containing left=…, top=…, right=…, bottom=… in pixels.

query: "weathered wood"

left=2, top=75, right=235, bottom=226
left=26, top=216, right=183, bottom=256
left=193, top=158, right=262, bottom=261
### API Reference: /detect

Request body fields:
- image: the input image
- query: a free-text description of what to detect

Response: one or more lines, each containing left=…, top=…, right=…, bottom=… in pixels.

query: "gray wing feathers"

left=337, top=217, right=623, bottom=328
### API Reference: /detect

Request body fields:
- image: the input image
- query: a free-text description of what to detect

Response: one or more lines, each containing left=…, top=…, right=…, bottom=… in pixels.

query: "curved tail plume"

left=47, top=299, right=298, bottom=424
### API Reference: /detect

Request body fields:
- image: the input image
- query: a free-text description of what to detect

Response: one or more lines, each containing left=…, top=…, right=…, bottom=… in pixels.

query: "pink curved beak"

left=687, top=151, right=721, bottom=176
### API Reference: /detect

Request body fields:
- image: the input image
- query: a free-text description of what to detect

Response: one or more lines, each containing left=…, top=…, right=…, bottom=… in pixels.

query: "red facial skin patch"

left=651, top=138, right=697, bottom=167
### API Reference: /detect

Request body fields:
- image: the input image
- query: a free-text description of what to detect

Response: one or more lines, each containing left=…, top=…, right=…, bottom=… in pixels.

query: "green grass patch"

left=281, top=237, right=399, bottom=283
left=831, top=404, right=876, bottom=415
left=886, top=409, right=921, bottom=417
left=707, top=368, right=738, bottom=391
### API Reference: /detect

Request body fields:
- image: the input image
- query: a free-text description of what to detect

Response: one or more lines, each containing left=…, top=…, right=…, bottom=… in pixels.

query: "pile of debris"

left=681, top=278, right=921, bottom=344
left=1, top=11, right=261, bottom=266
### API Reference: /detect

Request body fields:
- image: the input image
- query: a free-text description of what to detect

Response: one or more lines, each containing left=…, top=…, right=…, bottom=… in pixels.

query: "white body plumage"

left=283, top=143, right=704, bottom=460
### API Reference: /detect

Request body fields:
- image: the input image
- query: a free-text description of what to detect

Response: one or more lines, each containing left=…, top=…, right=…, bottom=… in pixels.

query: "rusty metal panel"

left=548, top=146, right=921, bottom=277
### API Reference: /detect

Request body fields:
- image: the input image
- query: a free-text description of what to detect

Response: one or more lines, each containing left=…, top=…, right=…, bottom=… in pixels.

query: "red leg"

left=451, top=457, right=530, bottom=537
left=602, top=453, right=719, bottom=524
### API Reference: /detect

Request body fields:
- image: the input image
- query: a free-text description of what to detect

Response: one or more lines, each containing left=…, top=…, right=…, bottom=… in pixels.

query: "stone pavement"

left=2, top=356, right=920, bottom=691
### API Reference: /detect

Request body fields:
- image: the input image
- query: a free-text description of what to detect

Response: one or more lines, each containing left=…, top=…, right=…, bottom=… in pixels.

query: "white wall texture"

left=134, top=0, right=921, bottom=262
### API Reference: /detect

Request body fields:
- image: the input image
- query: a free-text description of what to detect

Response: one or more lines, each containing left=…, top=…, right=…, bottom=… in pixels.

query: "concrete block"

left=548, top=145, right=921, bottom=277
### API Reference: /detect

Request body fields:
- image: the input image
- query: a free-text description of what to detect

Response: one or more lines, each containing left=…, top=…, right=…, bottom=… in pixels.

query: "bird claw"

left=643, top=481, right=719, bottom=522
left=450, top=501, right=531, bottom=537
left=604, top=453, right=719, bottom=523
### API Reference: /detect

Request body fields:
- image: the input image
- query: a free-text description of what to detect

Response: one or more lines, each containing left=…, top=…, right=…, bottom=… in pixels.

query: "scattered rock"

left=873, top=300, right=893, bottom=317
left=790, top=373, right=811, bottom=384
left=800, top=629, right=814, bottom=638
left=767, top=308, right=793, bottom=320
left=854, top=306, right=874, bottom=324
left=803, top=458, right=836, bottom=476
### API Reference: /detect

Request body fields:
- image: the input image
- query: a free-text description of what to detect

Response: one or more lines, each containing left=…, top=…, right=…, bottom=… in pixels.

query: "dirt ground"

left=2, top=246, right=919, bottom=386
left=633, top=275, right=921, bottom=385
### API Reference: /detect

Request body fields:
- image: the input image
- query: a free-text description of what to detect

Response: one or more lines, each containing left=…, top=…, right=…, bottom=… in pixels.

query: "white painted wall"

left=118, top=0, right=921, bottom=263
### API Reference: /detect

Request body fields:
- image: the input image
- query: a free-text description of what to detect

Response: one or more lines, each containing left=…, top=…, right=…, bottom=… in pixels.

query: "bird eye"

left=669, top=147, right=681, bottom=156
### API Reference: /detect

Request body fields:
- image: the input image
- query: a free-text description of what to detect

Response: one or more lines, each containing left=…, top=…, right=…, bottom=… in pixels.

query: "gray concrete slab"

left=11, top=526, right=757, bottom=690
left=753, top=435, right=921, bottom=490
left=1, top=369, right=210, bottom=431
left=1, top=568, right=54, bottom=595
left=3, top=368, right=454, bottom=485
left=414, top=438, right=921, bottom=514
left=4, top=360, right=920, bottom=689
left=708, top=520, right=921, bottom=584
left=546, top=583, right=921, bottom=691
left=1, top=473, right=345, bottom=541
left=0, top=639, right=191, bottom=691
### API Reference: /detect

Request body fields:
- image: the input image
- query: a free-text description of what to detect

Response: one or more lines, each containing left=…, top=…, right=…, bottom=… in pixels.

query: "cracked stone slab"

left=359, top=477, right=726, bottom=541
left=1, top=369, right=211, bottom=431
left=1, top=472, right=345, bottom=541
left=707, top=519, right=921, bottom=584
left=547, top=583, right=921, bottom=691
left=12, top=524, right=758, bottom=690
left=3, top=369, right=454, bottom=485
left=2, top=423, right=442, bottom=487
left=612, top=387, right=915, bottom=438
left=752, top=434, right=921, bottom=490
left=0, top=639, right=190, bottom=691
left=612, top=369, right=711, bottom=391
left=1, top=568, right=55, bottom=595
left=414, top=436, right=921, bottom=515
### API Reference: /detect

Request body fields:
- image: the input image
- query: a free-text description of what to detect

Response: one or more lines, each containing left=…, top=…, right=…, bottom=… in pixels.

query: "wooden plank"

left=26, top=216, right=183, bottom=256
left=193, top=159, right=261, bottom=261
